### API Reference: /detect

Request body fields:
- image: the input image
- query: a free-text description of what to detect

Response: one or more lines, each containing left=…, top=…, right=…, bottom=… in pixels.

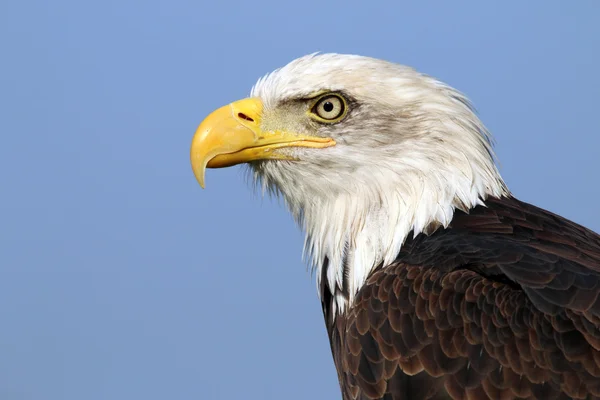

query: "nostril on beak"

left=237, top=113, right=254, bottom=122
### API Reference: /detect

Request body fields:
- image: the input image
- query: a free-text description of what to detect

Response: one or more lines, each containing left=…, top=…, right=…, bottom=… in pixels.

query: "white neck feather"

left=253, top=141, right=508, bottom=318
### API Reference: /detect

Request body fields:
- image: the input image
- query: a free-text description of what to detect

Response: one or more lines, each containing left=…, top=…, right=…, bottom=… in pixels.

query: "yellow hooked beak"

left=190, top=97, right=336, bottom=188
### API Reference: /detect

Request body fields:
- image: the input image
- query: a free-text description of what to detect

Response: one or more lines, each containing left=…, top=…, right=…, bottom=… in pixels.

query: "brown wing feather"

left=329, top=196, right=600, bottom=400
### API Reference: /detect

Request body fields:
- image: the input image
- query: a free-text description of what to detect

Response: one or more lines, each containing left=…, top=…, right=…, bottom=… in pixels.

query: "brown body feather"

left=324, top=196, right=600, bottom=400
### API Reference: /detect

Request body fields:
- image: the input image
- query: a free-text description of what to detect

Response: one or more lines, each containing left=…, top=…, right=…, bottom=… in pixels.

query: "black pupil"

left=323, top=101, right=334, bottom=113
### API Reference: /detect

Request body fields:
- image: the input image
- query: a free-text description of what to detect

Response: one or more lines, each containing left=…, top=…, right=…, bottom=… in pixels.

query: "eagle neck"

left=297, top=177, right=507, bottom=321
left=252, top=149, right=508, bottom=321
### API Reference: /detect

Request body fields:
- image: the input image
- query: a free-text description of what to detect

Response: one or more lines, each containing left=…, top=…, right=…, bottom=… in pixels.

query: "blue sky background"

left=1, top=1, right=599, bottom=399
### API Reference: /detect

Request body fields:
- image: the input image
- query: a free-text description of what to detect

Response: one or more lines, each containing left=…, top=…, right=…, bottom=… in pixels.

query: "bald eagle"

left=190, top=54, right=600, bottom=400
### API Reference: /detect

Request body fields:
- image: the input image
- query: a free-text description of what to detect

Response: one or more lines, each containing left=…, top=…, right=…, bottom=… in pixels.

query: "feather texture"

left=325, top=196, right=600, bottom=399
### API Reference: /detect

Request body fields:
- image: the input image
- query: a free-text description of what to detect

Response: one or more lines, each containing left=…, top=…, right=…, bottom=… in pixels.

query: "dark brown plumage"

left=322, top=196, right=600, bottom=400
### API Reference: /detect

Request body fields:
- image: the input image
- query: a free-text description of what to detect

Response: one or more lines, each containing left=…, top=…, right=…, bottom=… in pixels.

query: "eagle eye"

left=310, top=94, right=347, bottom=123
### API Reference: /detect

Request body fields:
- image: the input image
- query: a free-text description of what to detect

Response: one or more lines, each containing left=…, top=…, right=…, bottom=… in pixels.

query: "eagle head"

left=191, top=53, right=508, bottom=314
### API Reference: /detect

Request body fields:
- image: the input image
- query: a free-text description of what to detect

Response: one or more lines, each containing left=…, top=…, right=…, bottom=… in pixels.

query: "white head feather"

left=248, top=53, right=508, bottom=318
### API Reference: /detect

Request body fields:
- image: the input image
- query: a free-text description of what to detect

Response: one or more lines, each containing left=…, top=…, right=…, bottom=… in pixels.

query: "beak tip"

left=191, top=162, right=207, bottom=189
left=196, top=172, right=206, bottom=189
left=191, top=149, right=208, bottom=189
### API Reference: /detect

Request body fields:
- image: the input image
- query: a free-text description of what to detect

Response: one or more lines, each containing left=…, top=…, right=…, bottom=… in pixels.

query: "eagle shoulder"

left=330, top=196, right=600, bottom=399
